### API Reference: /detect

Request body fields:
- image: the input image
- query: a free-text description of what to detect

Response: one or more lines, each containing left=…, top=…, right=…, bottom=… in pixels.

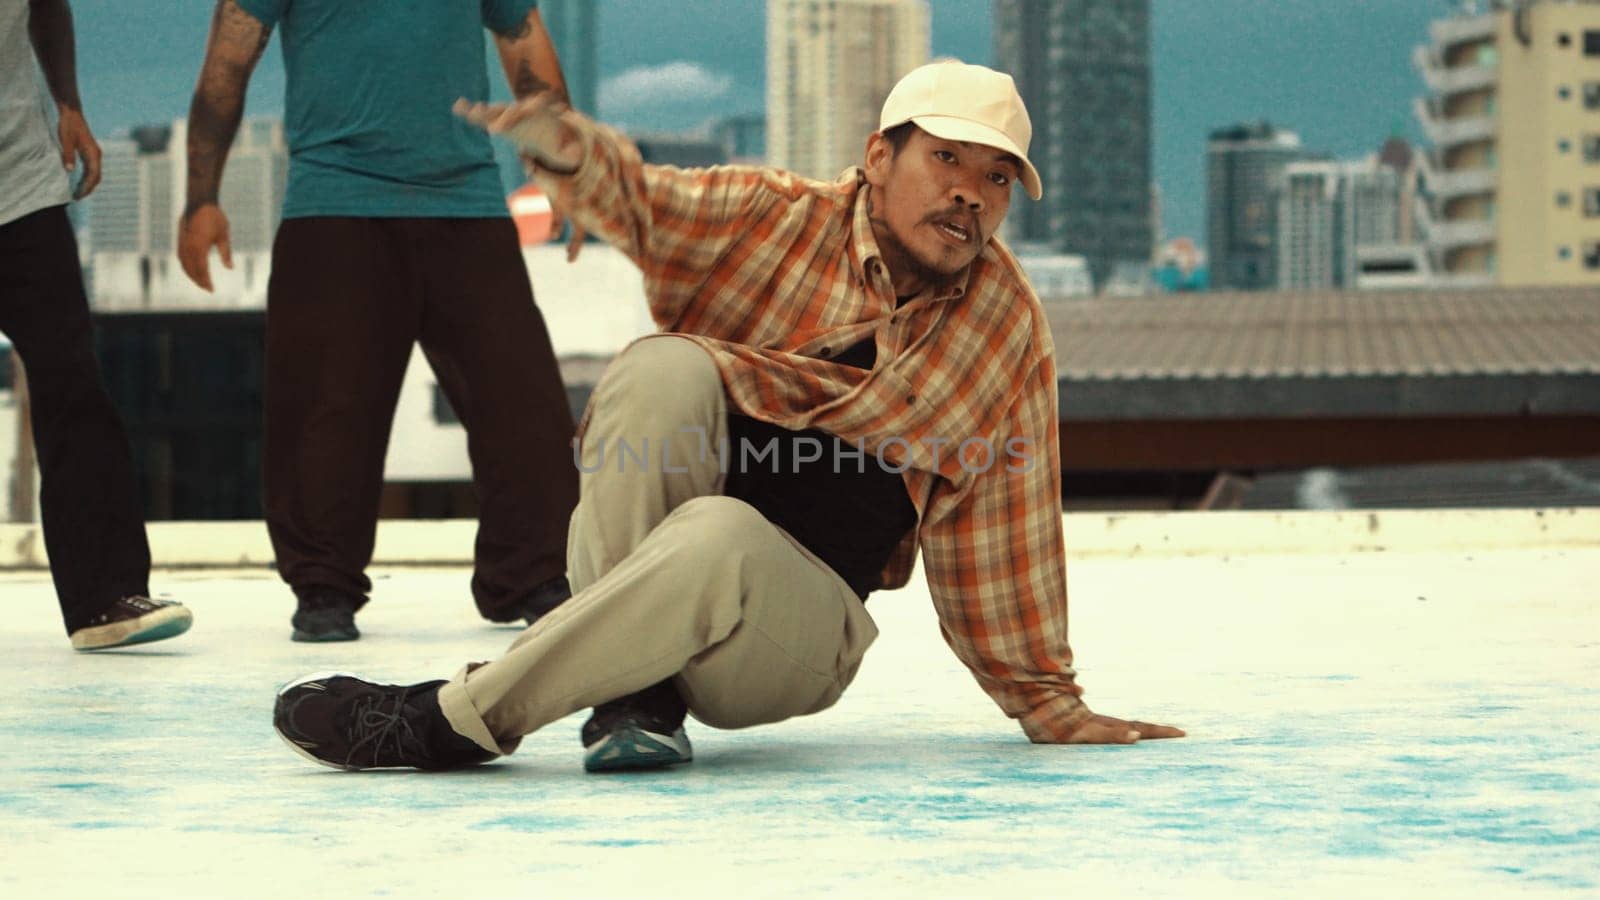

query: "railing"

left=1428, top=13, right=1496, bottom=52
left=1414, top=97, right=1495, bottom=148
left=1413, top=45, right=1497, bottom=96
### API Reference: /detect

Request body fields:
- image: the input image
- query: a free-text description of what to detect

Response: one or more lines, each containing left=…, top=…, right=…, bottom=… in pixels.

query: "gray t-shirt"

left=0, top=0, right=71, bottom=228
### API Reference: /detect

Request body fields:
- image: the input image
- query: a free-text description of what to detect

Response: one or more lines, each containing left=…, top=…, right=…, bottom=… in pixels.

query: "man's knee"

left=596, top=336, right=721, bottom=410
left=661, top=496, right=769, bottom=559
left=582, top=338, right=725, bottom=462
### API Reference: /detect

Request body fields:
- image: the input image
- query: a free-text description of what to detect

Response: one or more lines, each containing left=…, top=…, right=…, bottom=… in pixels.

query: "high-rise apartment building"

left=1276, top=156, right=1410, bottom=291
left=766, top=0, right=929, bottom=182
left=1207, top=121, right=1306, bottom=291
left=1413, top=0, right=1600, bottom=286
left=539, top=0, right=598, bottom=115
left=88, top=118, right=286, bottom=310
left=994, top=0, right=1152, bottom=289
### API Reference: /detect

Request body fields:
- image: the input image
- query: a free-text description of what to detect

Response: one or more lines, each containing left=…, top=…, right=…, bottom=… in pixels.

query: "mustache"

left=922, top=206, right=978, bottom=234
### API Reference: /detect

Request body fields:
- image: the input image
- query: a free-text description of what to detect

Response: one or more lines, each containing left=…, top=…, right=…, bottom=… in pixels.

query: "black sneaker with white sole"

left=582, top=679, right=693, bottom=773
left=273, top=672, right=496, bottom=771
left=70, top=596, right=194, bottom=651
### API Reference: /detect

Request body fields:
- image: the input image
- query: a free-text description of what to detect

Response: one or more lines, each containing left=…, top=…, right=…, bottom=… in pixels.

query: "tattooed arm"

left=490, top=7, right=571, bottom=104
left=27, top=0, right=100, bottom=198
left=490, top=6, right=588, bottom=259
left=178, top=0, right=272, bottom=292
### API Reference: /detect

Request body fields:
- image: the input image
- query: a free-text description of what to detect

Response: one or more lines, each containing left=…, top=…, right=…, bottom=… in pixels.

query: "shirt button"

left=905, top=394, right=916, bottom=405
left=819, top=346, right=832, bottom=357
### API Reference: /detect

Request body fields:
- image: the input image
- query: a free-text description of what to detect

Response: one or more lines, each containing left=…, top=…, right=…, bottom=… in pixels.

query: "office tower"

left=767, top=0, right=930, bottom=181
left=994, top=0, right=1153, bottom=289
left=1277, top=155, right=1412, bottom=291
left=1206, top=121, right=1305, bottom=291
left=540, top=0, right=599, bottom=115
left=1414, top=0, right=1600, bottom=286
left=87, top=118, right=286, bottom=310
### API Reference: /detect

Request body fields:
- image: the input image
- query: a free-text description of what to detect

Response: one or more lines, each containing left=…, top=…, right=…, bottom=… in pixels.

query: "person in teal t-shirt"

left=176, top=0, right=579, bottom=642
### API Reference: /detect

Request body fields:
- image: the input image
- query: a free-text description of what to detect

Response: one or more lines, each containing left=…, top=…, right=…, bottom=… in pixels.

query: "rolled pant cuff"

left=438, top=664, right=521, bottom=757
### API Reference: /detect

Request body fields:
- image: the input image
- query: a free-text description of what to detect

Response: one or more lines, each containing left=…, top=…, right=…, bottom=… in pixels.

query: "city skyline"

left=65, top=0, right=1443, bottom=251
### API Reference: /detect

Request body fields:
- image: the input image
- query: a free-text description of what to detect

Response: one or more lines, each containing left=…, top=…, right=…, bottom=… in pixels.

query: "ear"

left=863, top=132, right=893, bottom=189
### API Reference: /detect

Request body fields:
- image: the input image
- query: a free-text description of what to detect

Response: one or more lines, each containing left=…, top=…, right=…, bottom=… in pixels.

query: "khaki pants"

left=438, top=336, right=879, bottom=755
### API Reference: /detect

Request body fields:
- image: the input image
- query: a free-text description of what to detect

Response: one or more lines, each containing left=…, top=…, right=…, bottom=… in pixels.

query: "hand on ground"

left=1061, top=711, right=1186, bottom=744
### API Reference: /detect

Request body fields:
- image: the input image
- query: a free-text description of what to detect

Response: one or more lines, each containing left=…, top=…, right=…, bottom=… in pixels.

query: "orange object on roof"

left=508, top=184, right=555, bottom=246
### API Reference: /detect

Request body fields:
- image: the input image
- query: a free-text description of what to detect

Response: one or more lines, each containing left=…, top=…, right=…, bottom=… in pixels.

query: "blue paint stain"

left=471, top=815, right=582, bottom=832
left=1327, top=837, right=1388, bottom=858
left=581, top=839, right=660, bottom=847
left=50, top=782, right=102, bottom=791
left=68, top=821, right=124, bottom=830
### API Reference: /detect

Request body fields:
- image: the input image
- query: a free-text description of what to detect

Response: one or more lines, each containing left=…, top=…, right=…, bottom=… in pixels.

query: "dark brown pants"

left=0, top=206, right=150, bottom=634
left=263, top=217, right=576, bottom=620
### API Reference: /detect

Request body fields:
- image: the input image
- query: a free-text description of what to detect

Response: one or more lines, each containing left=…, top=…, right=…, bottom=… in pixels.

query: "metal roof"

left=1046, top=287, right=1600, bottom=381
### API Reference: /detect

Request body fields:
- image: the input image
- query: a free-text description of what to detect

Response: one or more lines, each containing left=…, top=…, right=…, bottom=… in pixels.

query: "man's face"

left=863, top=126, right=1019, bottom=293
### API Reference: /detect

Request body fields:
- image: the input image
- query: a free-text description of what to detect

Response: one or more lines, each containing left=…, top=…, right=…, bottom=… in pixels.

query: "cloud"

left=600, top=61, right=734, bottom=114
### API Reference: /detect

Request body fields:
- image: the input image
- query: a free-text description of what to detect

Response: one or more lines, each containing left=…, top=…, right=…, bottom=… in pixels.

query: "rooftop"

left=3, top=510, right=1596, bottom=898
left=1045, top=287, right=1600, bottom=381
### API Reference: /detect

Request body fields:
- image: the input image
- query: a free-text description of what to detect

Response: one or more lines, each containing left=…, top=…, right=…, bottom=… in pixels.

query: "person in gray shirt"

left=0, top=0, right=192, bottom=650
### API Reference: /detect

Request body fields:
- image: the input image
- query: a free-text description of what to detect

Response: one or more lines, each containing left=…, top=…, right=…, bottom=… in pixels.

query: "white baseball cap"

left=879, top=60, right=1043, bottom=201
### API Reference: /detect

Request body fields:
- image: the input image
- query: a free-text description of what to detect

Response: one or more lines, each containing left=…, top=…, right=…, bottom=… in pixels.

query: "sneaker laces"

left=344, top=688, right=428, bottom=769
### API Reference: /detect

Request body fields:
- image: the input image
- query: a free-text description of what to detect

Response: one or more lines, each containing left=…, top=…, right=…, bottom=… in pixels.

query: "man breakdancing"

left=273, top=60, right=1184, bottom=773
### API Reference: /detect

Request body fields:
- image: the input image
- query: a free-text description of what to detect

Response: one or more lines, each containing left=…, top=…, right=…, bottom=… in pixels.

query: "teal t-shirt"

left=236, top=0, right=537, bottom=219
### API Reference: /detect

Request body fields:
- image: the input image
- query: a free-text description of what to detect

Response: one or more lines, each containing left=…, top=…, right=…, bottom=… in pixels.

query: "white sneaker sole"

left=584, top=724, right=693, bottom=773
left=274, top=671, right=363, bottom=771
left=70, top=605, right=193, bottom=651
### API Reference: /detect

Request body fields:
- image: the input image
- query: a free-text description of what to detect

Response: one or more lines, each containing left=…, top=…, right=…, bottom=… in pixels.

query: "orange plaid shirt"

left=538, top=115, right=1087, bottom=742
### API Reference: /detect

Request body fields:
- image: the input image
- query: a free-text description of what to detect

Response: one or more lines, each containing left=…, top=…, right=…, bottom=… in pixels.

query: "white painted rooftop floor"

left=2, top=510, right=1597, bottom=898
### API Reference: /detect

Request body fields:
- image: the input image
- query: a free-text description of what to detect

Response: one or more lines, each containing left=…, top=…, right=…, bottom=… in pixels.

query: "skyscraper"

left=1276, top=157, right=1408, bottom=291
left=1413, top=0, right=1600, bottom=287
left=1206, top=121, right=1305, bottom=291
left=87, top=118, right=286, bottom=310
left=994, top=0, right=1153, bottom=289
left=767, top=0, right=930, bottom=182
left=539, top=0, right=599, bottom=116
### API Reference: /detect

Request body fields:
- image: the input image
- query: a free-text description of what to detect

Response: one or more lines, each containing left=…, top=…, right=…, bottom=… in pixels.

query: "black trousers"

left=263, top=217, right=577, bottom=621
left=0, top=205, right=151, bottom=633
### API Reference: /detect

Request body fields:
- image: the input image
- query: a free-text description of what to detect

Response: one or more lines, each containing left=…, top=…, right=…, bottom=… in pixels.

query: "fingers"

left=1064, top=719, right=1141, bottom=745
left=566, top=222, right=586, bottom=263
left=454, top=98, right=512, bottom=129
left=1060, top=712, right=1186, bottom=745
left=181, top=246, right=213, bottom=293
left=178, top=209, right=224, bottom=292
left=1127, top=721, right=1186, bottom=740
left=76, top=137, right=103, bottom=199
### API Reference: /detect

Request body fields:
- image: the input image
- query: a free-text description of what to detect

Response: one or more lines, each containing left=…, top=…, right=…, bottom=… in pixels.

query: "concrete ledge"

left=1065, top=507, right=1598, bottom=558
left=2, top=508, right=1595, bottom=571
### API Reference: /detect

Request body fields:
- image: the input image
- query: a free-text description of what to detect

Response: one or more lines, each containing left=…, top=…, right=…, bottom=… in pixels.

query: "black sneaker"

left=518, top=575, right=572, bottom=627
left=70, top=596, right=194, bottom=651
left=581, top=679, right=692, bottom=773
left=273, top=672, right=497, bottom=771
left=291, top=590, right=360, bottom=643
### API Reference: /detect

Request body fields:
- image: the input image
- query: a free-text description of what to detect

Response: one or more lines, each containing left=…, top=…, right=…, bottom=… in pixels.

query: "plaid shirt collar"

left=843, top=170, right=971, bottom=307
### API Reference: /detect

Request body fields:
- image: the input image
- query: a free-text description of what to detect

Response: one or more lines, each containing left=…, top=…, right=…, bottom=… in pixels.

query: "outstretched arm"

left=921, top=356, right=1185, bottom=745
left=178, top=0, right=272, bottom=292
left=489, top=5, right=589, bottom=259
left=27, top=0, right=100, bottom=198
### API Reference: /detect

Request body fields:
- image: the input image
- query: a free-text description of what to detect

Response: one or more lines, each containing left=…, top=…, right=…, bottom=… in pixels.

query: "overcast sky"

left=65, top=0, right=1442, bottom=247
